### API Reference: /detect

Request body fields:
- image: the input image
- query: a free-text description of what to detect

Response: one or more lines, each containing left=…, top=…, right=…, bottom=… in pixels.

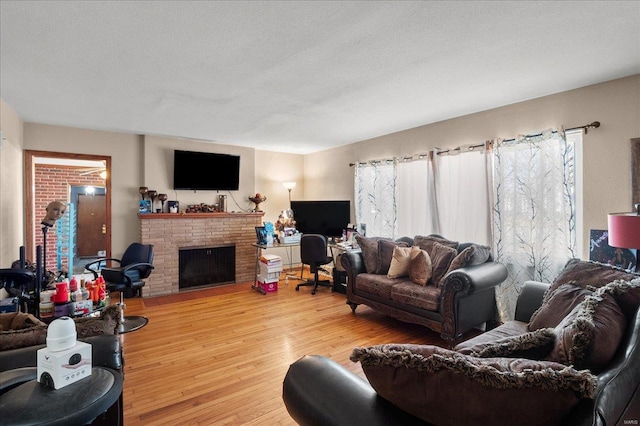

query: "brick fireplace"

left=138, top=212, right=263, bottom=297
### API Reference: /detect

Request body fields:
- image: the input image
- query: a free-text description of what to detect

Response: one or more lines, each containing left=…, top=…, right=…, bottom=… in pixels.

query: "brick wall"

left=139, top=213, right=263, bottom=297
left=34, top=166, right=105, bottom=273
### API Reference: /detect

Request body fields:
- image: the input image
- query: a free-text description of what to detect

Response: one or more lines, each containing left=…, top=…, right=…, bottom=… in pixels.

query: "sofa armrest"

left=0, top=334, right=122, bottom=373
left=283, top=355, right=427, bottom=426
left=441, top=262, right=508, bottom=296
left=514, top=281, right=549, bottom=323
left=342, top=250, right=365, bottom=283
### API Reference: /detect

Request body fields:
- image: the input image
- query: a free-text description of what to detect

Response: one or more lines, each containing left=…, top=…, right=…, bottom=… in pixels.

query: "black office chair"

left=0, top=268, right=36, bottom=314
left=296, top=234, right=333, bottom=295
left=85, top=243, right=154, bottom=333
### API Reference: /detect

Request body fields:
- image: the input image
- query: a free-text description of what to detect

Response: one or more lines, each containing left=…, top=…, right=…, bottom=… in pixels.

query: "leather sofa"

left=342, top=235, right=508, bottom=344
left=283, top=260, right=640, bottom=426
left=0, top=334, right=124, bottom=425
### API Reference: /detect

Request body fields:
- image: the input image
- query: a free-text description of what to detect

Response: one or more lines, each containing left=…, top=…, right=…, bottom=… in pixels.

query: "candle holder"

left=249, top=194, right=267, bottom=212
left=139, top=187, right=148, bottom=200
left=147, top=190, right=158, bottom=212
left=158, top=193, right=168, bottom=213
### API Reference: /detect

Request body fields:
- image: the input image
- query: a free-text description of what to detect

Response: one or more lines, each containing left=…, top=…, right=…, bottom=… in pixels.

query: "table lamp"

left=608, top=204, right=640, bottom=272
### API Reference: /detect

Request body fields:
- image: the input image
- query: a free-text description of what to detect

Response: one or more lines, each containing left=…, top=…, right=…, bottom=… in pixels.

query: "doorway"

left=24, top=150, right=111, bottom=276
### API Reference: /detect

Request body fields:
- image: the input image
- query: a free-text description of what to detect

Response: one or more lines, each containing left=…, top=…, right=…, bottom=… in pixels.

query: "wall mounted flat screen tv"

left=173, top=150, right=240, bottom=191
left=290, top=200, right=350, bottom=237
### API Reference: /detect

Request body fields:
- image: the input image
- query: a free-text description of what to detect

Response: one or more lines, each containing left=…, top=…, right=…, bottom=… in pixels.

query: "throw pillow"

left=0, top=305, right=121, bottom=351
left=0, top=324, right=49, bottom=351
left=378, top=239, right=408, bottom=275
left=408, top=246, right=432, bottom=286
left=429, top=242, right=458, bottom=287
left=355, top=235, right=383, bottom=274
left=351, top=343, right=596, bottom=426
left=546, top=291, right=626, bottom=373
left=0, top=312, right=46, bottom=331
left=595, top=277, right=640, bottom=321
left=528, top=283, right=593, bottom=331
left=74, top=304, right=120, bottom=336
left=471, top=328, right=556, bottom=359
left=387, top=246, right=412, bottom=278
left=413, top=235, right=459, bottom=254
left=548, top=259, right=638, bottom=300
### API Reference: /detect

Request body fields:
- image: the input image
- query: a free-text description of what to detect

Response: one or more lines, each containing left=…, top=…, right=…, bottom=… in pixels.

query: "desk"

left=0, top=366, right=123, bottom=425
left=328, top=242, right=359, bottom=293
left=252, top=242, right=302, bottom=295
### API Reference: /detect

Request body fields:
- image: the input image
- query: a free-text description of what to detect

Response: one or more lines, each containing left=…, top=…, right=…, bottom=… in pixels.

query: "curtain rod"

left=348, top=121, right=600, bottom=167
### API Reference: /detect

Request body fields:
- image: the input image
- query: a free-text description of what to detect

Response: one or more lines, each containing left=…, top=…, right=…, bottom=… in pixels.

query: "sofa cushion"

left=390, top=282, right=441, bottom=311
left=378, top=239, right=408, bottom=275
left=455, top=321, right=530, bottom=354
left=429, top=242, right=458, bottom=287
left=351, top=343, right=596, bottom=426
left=355, top=273, right=407, bottom=299
left=387, top=246, right=412, bottom=278
left=469, top=328, right=556, bottom=359
left=547, top=291, right=626, bottom=373
left=529, top=283, right=593, bottom=330
left=408, top=246, right=432, bottom=286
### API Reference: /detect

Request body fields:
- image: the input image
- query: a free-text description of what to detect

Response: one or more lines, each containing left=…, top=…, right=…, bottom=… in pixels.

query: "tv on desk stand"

left=290, top=200, right=350, bottom=238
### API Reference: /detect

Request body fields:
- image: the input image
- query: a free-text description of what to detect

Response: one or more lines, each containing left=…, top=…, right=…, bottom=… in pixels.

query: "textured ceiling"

left=1, top=1, right=639, bottom=154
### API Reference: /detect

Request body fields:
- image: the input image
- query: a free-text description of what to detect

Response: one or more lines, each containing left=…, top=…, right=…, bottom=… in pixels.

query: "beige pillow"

left=387, top=246, right=412, bottom=278
left=378, top=240, right=408, bottom=275
left=409, top=246, right=432, bottom=286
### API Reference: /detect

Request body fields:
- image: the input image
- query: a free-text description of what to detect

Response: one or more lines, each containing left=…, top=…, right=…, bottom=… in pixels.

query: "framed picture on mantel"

left=139, top=199, right=152, bottom=214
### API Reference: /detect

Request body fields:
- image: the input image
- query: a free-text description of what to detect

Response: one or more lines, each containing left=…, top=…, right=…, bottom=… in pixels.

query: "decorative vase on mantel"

left=249, top=193, right=267, bottom=212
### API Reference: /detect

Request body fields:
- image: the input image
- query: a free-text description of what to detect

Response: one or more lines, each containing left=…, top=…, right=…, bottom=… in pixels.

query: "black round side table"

left=0, top=366, right=123, bottom=426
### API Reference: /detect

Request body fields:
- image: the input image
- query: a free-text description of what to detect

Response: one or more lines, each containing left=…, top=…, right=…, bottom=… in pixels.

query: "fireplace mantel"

left=138, top=212, right=264, bottom=297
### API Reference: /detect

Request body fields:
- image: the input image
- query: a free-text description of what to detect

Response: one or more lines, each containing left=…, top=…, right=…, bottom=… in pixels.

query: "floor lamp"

left=283, top=182, right=296, bottom=207
left=608, top=204, right=640, bottom=272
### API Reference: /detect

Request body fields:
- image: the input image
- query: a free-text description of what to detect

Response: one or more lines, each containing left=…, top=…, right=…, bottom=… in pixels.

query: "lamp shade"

left=283, top=182, right=296, bottom=190
left=608, top=212, right=640, bottom=248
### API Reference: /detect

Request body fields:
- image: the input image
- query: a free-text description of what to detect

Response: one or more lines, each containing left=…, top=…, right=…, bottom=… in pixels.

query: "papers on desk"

left=260, top=254, right=282, bottom=273
left=335, top=242, right=354, bottom=249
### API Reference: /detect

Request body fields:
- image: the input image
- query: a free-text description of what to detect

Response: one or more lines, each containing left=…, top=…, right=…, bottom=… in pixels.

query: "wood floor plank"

left=119, top=274, right=452, bottom=425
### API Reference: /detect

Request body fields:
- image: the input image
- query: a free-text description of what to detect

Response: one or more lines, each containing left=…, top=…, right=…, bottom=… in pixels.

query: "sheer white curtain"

left=396, top=157, right=436, bottom=238
left=431, top=148, right=492, bottom=245
left=354, top=161, right=397, bottom=238
left=492, top=129, right=578, bottom=320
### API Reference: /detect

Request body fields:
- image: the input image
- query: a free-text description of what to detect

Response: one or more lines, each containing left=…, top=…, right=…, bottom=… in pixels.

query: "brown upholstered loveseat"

left=342, top=235, right=508, bottom=344
left=283, top=259, right=640, bottom=425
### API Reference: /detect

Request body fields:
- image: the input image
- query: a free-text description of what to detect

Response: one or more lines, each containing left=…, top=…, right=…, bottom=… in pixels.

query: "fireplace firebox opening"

left=179, top=245, right=235, bottom=289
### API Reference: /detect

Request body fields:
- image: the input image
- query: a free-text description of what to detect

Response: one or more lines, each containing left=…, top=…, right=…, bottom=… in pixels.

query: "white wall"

left=304, top=75, right=640, bottom=259
left=0, top=100, right=25, bottom=298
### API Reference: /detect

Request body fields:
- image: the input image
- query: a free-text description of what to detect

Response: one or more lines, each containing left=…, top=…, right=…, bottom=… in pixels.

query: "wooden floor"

left=119, top=272, right=451, bottom=425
